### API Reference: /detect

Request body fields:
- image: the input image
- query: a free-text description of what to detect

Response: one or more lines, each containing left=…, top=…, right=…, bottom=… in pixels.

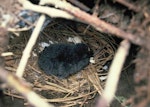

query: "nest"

left=6, top=19, right=116, bottom=107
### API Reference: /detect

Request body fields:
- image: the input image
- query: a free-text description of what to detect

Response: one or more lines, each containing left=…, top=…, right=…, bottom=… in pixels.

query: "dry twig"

left=0, top=67, right=54, bottom=107
left=115, top=0, right=140, bottom=12
left=67, top=0, right=91, bottom=12
left=96, top=40, right=131, bottom=107
left=18, top=0, right=74, bottom=19
left=16, top=15, right=46, bottom=77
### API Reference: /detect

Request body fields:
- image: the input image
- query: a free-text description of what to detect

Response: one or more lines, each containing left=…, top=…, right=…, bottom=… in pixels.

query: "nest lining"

left=6, top=20, right=116, bottom=106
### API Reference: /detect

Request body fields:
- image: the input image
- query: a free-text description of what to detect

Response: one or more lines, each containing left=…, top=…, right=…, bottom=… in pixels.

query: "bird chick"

left=38, top=43, right=93, bottom=78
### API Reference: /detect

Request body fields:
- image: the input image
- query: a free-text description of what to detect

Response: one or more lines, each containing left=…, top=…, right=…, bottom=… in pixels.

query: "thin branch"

left=115, top=0, right=140, bottom=12
left=96, top=40, right=131, bottom=107
left=83, top=0, right=101, bottom=33
left=93, top=0, right=101, bottom=16
left=67, top=0, right=91, bottom=12
left=0, top=67, right=54, bottom=107
left=16, top=14, right=46, bottom=77
left=1, top=52, right=13, bottom=57
left=18, top=0, right=74, bottom=19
